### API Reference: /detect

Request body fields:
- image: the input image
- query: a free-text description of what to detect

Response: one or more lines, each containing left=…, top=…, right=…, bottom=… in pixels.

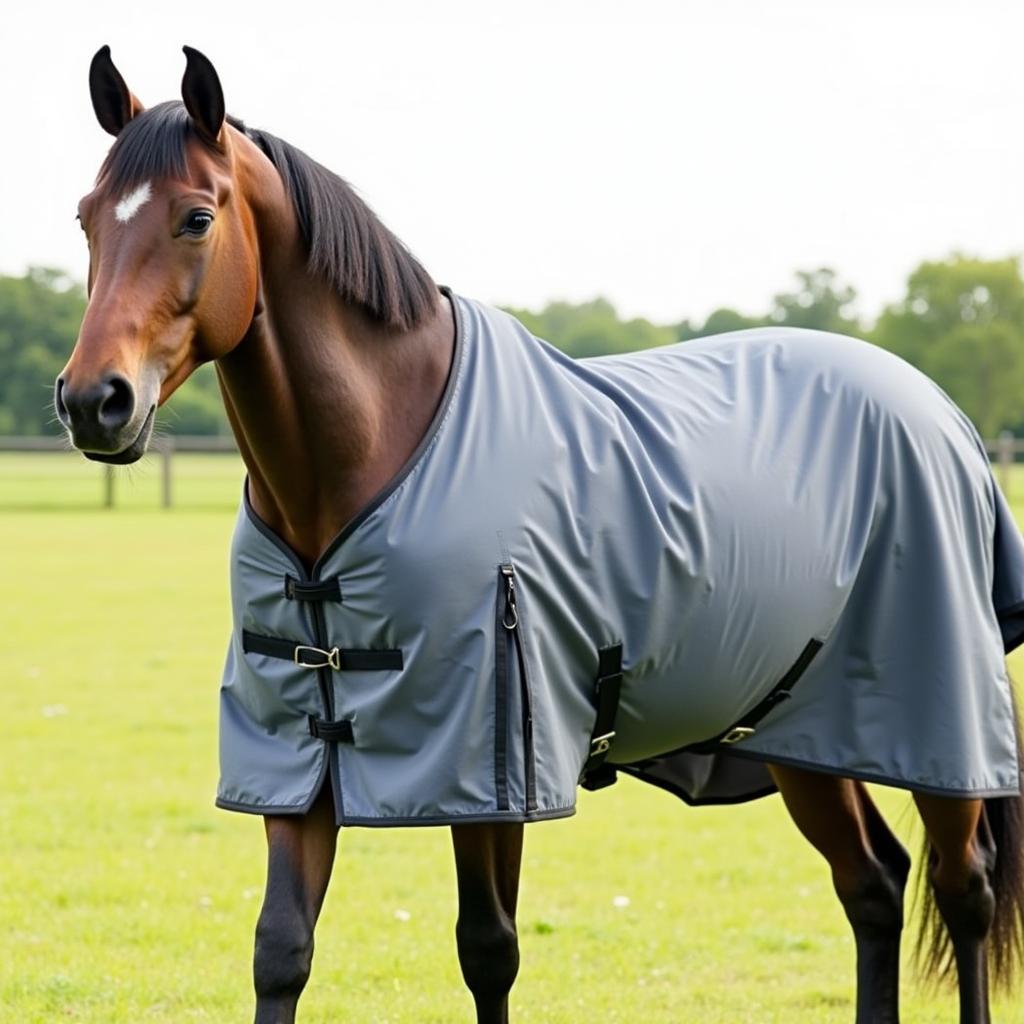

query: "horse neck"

left=216, top=247, right=454, bottom=568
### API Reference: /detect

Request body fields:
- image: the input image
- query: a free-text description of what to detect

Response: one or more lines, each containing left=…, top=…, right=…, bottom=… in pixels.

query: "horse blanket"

left=216, top=292, right=1024, bottom=826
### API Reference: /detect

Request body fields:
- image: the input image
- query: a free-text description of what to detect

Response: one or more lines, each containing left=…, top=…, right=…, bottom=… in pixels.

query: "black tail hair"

left=915, top=688, right=1024, bottom=989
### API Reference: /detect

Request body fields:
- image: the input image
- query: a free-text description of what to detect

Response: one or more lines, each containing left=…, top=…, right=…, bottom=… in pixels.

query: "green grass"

left=2, top=453, right=1024, bottom=1022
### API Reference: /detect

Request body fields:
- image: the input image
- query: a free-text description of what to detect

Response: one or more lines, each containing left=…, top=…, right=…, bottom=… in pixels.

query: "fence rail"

left=0, top=434, right=237, bottom=508
left=985, top=432, right=1024, bottom=497
left=2, top=432, right=1022, bottom=508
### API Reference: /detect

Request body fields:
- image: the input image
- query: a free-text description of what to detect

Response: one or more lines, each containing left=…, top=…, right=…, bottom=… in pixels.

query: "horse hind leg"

left=913, top=794, right=998, bottom=1024
left=253, top=784, right=339, bottom=1024
left=768, top=764, right=911, bottom=1024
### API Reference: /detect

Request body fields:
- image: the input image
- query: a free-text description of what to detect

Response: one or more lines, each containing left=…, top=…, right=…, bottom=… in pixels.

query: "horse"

left=57, top=45, right=1024, bottom=1023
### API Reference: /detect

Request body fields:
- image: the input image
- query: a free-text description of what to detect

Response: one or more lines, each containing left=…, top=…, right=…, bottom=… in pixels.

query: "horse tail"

left=915, top=686, right=1024, bottom=990
left=985, top=787, right=1024, bottom=988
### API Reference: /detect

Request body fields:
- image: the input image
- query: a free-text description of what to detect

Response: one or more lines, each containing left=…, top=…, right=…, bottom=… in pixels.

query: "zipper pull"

left=501, top=564, right=518, bottom=630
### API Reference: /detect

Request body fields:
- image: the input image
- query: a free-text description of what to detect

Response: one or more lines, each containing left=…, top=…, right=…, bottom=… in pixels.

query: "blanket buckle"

left=293, top=644, right=341, bottom=671
left=720, top=726, right=755, bottom=745
left=590, top=731, right=616, bottom=758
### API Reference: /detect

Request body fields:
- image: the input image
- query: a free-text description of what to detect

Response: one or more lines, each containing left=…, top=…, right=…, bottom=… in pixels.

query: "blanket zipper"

left=497, top=563, right=537, bottom=813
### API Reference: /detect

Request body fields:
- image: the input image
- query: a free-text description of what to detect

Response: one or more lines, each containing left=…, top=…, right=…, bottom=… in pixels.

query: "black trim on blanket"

left=215, top=744, right=331, bottom=819
left=338, top=805, right=574, bottom=828
left=615, top=764, right=780, bottom=807
left=214, top=795, right=577, bottom=828
left=718, top=746, right=1023, bottom=801
left=494, top=569, right=511, bottom=811
left=498, top=563, right=537, bottom=813
left=242, top=629, right=404, bottom=671
left=512, top=622, right=537, bottom=812
left=615, top=740, right=1022, bottom=806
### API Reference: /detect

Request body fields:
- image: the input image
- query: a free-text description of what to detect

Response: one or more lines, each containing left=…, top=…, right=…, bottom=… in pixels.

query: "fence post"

left=161, top=438, right=174, bottom=509
left=104, top=465, right=115, bottom=508
left=998, top=430, right=1014, bottom=499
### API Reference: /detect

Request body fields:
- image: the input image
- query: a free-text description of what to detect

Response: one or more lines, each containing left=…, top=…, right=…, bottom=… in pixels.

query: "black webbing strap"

left=242, top=630, right=404, bottom=671
left=284, top=575, right=343, bottom=602
left=683, top=638, right=823, bottom=754
left=579, top=643, right=623, bottom=791
left=308, top=715, right=354, bottom=743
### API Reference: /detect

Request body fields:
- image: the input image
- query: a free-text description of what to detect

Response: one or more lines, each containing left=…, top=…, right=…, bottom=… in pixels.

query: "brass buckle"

left=721, top=726, right=755, bottom=745
left=293, top=645, right=341, bottom=671
left=590, top=731, right=615, bottom=757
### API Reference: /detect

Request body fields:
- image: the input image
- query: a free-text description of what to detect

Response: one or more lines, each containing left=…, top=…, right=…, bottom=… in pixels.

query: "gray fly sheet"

left=216, top=293, right=1024, bottom=826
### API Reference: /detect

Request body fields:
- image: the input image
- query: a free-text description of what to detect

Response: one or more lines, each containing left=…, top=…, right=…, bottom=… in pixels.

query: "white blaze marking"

left=114, top=181, right=153, bottom=224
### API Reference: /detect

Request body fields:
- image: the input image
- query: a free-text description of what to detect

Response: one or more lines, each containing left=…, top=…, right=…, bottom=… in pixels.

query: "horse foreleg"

left=769, top=765, right=910, bottom=1024
left=253, top=785, right=339, bottom=1024
left=913, top=794, right=994, bottom=1024
left=451, top=822, right=524, bottom=1024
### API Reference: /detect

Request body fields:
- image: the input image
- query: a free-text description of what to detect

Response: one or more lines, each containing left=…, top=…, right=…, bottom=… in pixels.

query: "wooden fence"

left=989, top=432, right=1024, bottom=496
left=2, top=432, right=1023, bottom=509
left=0, top=434, right=236, bottom=508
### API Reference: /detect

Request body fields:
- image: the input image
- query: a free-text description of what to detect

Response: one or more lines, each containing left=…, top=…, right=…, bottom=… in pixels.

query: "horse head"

left=57, top=46, right=261, bottom=463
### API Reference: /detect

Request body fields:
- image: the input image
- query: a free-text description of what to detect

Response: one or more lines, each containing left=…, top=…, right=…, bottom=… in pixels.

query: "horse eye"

left=182, top=210, right=214, bottom=236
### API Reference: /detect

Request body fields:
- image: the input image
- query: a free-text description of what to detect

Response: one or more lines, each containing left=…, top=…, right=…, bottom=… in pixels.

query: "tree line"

left=510, top=258, right=1024, bottom=438
left=3, top=256, right=1024, bottom=439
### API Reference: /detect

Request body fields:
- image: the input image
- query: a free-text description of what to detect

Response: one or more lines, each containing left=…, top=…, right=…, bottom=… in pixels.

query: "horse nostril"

left=98, top=374, right=135, bottom=430
left=54, top=377, right=70, bottom=427
left=57, top=372, right=138, bottom=447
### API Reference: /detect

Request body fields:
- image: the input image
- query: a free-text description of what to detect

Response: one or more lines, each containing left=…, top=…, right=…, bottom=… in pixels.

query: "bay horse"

left=58, top=45, right=1024, bottom=1023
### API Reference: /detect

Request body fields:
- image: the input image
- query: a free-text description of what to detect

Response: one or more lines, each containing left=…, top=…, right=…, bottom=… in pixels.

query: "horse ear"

left=181, top=45, right=226, bottom=148
left=89, top=45, right=144, bottom=137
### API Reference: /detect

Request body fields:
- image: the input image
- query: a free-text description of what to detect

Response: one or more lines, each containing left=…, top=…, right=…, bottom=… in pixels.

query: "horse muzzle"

left=54, top=371, right=156, bottom=463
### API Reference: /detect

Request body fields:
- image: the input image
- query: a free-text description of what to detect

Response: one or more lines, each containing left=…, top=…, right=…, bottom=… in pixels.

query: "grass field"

left=2, top=452, right=1024, bottom=1023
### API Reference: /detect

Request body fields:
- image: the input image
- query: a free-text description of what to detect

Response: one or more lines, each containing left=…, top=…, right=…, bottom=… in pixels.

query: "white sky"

left=5, top=0, right=1024, bottom=324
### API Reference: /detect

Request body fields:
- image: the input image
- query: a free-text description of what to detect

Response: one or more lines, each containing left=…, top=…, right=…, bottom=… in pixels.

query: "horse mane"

left=98, top=101, right=437, bottom=331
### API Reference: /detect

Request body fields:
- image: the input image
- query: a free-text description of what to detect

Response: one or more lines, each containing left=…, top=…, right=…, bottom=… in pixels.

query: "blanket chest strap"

left=683, top=638, right=824, bottom=754
left=579, top=643, right=624, bottom=791
left=283, top=574, right=343, bottom=602
left=241, top=629, right=403, bottom=671
left=308, top=715, right=354, bottom=743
